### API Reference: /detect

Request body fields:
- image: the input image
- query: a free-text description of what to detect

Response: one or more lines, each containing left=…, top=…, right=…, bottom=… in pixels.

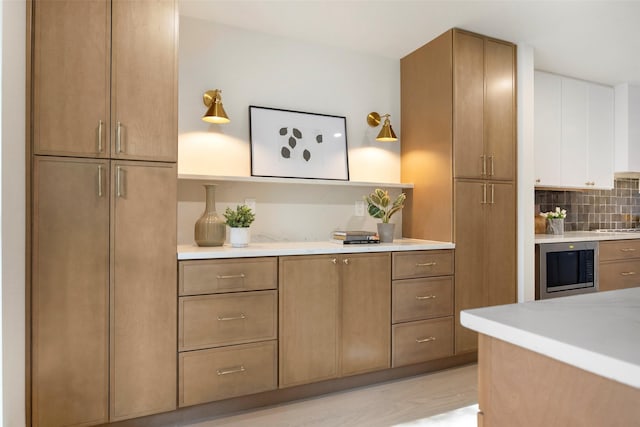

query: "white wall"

left=517, top=43, right=536, bottom=302
left=178, top=18, right=404, bottom=244
left=1, top=0, right=26, bottom=425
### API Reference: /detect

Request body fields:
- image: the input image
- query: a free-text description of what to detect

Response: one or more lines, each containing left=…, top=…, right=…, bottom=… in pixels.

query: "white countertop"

left=461, top=288, right=640, bottom=389
left=535, top=231, right=640, bottom=244
left=178, top=238, right=454, bottom=260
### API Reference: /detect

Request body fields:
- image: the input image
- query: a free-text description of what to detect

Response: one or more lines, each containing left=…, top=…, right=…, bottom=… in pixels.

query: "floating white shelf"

left=178, top=174, right=414, bottom=189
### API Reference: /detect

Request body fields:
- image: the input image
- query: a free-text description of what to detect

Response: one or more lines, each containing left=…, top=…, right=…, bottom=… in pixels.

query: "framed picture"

left=249, top=106, right=349, bottom=181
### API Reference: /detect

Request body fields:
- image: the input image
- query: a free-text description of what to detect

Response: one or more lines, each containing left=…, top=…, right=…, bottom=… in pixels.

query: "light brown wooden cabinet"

left=391, top=250, right=454, bottom=367
left=401, top=28, right=517, bottom=355
left=29, top=1, right=178, bottom=425
left=32, top=0, right=177, bottom=162
left=110, top=161, right=177, bottom=421
left=177, top=257, right=278, bottom=408
left=599, top=240, right=640, bottom=291
left=279, top=253, right=391, bottom=388
left=454, top=180, right=516, bottom=353
left=32, top=157, right=110, bottom=427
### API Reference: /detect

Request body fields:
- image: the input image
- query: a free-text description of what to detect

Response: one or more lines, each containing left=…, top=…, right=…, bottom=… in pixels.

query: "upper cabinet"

left=33, top=0, right=177, bottom=162
left=614, top=83, right=640, bottom=173
left=534, top=71, right=614, bottom=189
left=453, top=32, right=516, bottom=181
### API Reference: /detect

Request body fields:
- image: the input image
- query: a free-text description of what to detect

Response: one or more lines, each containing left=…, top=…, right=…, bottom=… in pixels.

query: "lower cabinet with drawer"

left=599, top=240, right=640, bottom=291
left=177, top=257, right=278, bottom=408
left=391, top=250, right=455, bottom=367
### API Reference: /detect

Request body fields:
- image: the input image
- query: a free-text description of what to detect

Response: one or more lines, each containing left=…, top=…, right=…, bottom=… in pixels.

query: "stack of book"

left=331, top=230, right=380, bottom=244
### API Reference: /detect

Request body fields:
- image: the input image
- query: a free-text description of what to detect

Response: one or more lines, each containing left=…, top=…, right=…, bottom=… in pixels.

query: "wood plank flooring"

left=185, top=364, right=477, bottom=427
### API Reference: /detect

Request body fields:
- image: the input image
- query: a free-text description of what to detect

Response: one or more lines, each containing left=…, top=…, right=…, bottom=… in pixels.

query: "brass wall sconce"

left=202, top=89, right=230, bottom=124
left=367, top=112, right=397, bottom=142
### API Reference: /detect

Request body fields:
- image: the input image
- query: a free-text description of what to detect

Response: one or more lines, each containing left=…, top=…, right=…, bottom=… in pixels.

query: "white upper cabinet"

left=614, top=84, right=640, bottom=173
left=534, top=71, right=614, bottom=189
left=534, top=72, right=563, bottom=186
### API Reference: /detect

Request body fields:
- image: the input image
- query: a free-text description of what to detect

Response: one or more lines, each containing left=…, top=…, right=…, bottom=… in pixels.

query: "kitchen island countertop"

left=461, top=287, right=640, bottom=389
left=178, top=238, right=454, bottom=260
left=535, top=230, right=640, bottom=244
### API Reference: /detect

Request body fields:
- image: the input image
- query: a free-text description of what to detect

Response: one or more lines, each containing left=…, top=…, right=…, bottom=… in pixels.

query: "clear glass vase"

left=194, top=184, right=226, bottom=246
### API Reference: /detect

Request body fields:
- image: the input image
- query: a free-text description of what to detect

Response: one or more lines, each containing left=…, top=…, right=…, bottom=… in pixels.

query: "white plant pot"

left=229, top=227, right=251, bottom=248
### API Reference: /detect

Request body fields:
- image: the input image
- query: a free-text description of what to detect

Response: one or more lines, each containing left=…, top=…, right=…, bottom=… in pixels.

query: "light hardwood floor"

left=185, top=364, right=477, bottom=427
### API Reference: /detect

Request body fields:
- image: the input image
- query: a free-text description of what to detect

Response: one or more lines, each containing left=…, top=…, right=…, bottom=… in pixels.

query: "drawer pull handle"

left=216, top=365, right=246, bottom=376
left=217, top=314, right=246, bottom=321
left=620, top=248, right=637, bottom=252
left=216, top=274, right=246, bottom=280
left=416, top=336, right=437, bottom=343
left=415, top=295, right=437, bottom=300
left=416, top=262, right=437, bottom=267
left=620, top=272, right=636, bottom=276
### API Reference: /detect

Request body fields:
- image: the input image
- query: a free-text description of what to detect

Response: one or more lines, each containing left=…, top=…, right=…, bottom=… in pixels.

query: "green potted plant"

left=540, top=206, right=566, bottom=235
left=223, top=204, right=256, bottom=247
left=364, top=188, right=406, bottom=243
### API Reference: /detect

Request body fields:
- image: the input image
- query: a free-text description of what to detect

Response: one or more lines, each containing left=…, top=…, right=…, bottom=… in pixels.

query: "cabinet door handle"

left=415, top=295, right=436, bottom=300
left=216, top=365, right=246, bottom=376
left=481, top=183, right=487, bottom=204
left=217, top=314, right=246, bottom=321
left=97, top=165, right=103, bottom=197
left=331, top=258, right=337, bottom=264
left=490, top=184, right=495, bottom=204
left=620, top=248, right=637, bottom=252
left=97, top=120, right=104, bottom=153
left=216, top=274, right=246, bottom=280
left=481, top=155, right=486, bottom=176
left=343, top=258, right=349, bottom=265
left=488, top=155, right=494, bottom=176
left=416, top=336, right=436, bottom=343
left=416, top=262, right=436, bottom=267
left=116, top=166, right=124, bottom=197
left=620, top=272, right=636, bottom=276
left=116, top=121, right=123, bottom=153
left=535, top=179, right=541, bottom=184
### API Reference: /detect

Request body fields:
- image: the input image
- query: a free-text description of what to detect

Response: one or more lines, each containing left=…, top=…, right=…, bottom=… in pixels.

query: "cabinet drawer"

left=392, top=317, right=453, bottom=367
left=392, top=276, right=453, bottom=323
left=599, top=240, right=640, bottom=262
left=392, top=250, right=453, bottom=280
left=599, top=260, right=640, bottom=292
left=179, top=290, right=277, bottom=351
left=179, top=340, right=277, bottom=407
left=179, top=257, right=277, bottom=295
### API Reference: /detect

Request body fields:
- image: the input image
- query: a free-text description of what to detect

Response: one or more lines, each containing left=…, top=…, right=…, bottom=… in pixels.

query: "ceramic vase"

left=229, top=227, right=250, bottom=248
left=377, top=223, right=395, bottom=243
left=194, top=184, right=226, bottom=246
left=547, top=218, right=565, bottom=235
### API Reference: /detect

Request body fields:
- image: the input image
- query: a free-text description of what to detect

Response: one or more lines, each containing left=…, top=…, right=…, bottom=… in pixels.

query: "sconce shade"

left=367, top=111, right=398, bottom=142
left=202, top=89, right=230, bottom=124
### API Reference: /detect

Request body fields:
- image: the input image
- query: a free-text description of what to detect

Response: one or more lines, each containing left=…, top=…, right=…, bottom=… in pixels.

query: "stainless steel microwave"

left=536, top=241, right=598, bottom=299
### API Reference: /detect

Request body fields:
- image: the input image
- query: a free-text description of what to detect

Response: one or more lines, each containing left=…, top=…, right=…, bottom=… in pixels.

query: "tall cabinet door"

left=32, top=0, right=110, bottom=157
left=454, top=180, right=486, bottom=354
left=279, top=256, right=340, bottom=388
left=485, top=182, right=517, bottom=306
left=485, top=39, right=516, bottom=181
left=453, top=31, right=484, bottom=179
left=32, top=157, right=109, bottom=427
left=341, top=253, right=391, bottom=376
left=111, top=0, right=177, bottom=162
left=110, top=161, right=177, bottom=421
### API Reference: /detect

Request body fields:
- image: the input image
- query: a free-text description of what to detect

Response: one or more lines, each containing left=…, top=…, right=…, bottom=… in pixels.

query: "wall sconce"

left=202, top=89, right=230, bottom=124
left=367, top=112, right=397, bottom=142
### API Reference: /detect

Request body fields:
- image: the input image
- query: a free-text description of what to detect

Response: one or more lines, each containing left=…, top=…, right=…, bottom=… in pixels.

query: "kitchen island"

left=461, top=288, right=640, bottom=426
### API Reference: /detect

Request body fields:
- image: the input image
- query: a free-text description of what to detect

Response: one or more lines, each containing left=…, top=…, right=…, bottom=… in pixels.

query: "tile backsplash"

left=535, top=179, right=640, bottom=231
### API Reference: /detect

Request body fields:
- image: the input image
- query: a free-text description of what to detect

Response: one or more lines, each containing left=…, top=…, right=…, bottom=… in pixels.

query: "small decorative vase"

left=194, top=184, right=226, bottom=246
left=229, top=227, right=250, bottom=248
left=377, top=223, right=395, bottom=243
left=547, top=218, right=565, bottom=235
